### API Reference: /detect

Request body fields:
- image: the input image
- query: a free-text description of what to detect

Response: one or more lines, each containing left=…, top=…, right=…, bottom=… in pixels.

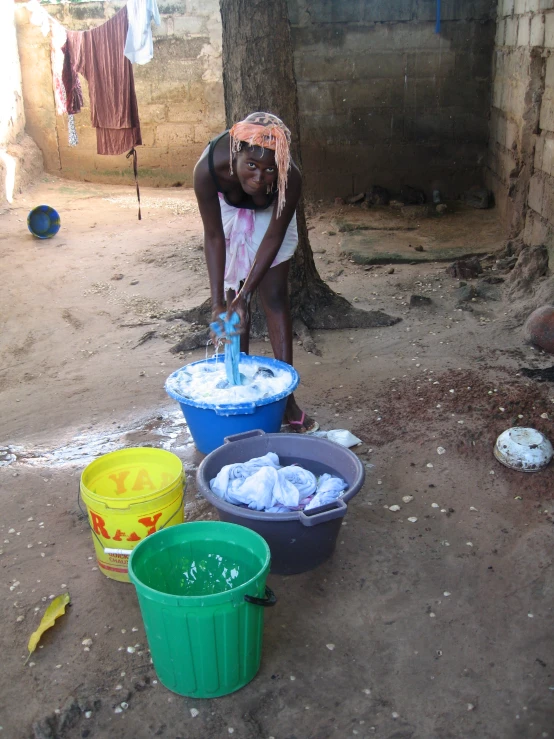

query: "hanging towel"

left=125, top=0, right=161, bottom=65
left=72, top=7, right=142, bottom=156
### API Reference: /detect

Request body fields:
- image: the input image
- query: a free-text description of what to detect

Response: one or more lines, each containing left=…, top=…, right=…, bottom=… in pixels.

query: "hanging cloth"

left=71, top=7, right=142, bottom=156
left=124, top=0, right=161, bottom=65
left=62, top=31, right=84, bottom=116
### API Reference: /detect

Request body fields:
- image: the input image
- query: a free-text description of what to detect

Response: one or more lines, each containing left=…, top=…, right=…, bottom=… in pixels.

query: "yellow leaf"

left=26, top=593, right=70, bottom=662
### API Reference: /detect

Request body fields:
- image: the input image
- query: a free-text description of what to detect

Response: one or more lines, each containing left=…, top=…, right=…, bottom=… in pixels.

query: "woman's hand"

left=228, top=291, right=250, bottom=333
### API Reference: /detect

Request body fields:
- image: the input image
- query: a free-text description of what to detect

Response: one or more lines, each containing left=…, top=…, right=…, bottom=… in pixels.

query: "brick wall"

left=289, top=0, right=497, bottom=199
left=15, top=0, right=224, bottom=187
left=487, top=0, right=554, bottom=249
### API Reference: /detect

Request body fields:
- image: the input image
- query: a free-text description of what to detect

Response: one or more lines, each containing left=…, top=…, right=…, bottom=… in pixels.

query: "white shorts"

left=219, top=194, right=298, bottom=292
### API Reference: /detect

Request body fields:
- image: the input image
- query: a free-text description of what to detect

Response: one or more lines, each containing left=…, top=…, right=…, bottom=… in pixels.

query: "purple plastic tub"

left=196, top=430, right=365, bottom=575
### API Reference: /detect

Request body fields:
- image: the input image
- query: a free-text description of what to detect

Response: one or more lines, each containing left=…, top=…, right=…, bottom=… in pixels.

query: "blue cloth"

left=124, top=0, right=161, bottom=65
left=210, top=311, right=241, bottom=385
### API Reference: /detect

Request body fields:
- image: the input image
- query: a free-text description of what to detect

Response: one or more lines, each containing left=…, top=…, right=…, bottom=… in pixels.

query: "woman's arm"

left=193, top=156, right=226, bottom=319
left=234, top=164, right=302, bottom=305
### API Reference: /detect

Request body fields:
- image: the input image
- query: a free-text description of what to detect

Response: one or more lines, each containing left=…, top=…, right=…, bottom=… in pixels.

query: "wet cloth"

left=210, top=312, right=241, bottom=385
left=210, top=454, right=346, bottom=513
left=304, top=474, right=348, bottom=511
left=71, top=7, right=142, bottom=155
left=220, top=194, right=298, bottom=292
left=124, top=0, right=161, bottom=65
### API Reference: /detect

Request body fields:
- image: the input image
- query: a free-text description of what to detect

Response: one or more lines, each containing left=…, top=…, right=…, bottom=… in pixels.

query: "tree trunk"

left=218, top=0, right=398, bottom=336
left=169, top=0, right=398, bottom=353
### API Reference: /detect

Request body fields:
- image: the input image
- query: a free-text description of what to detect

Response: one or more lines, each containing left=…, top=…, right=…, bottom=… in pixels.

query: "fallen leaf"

left=26, top=593, right=70, bottom=662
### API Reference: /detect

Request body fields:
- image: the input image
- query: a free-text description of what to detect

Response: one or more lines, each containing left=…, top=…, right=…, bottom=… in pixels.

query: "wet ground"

left=1, top=179, right=553, bottom=739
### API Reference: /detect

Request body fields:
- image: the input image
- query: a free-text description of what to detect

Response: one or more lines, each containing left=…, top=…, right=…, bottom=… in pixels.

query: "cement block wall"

left=487, top=0, right=554, bottom=248
left=15, top=0, right=225, bottom=188
left=289, top=0, right=497, bottom=199
left=15, top=0, right=496, bottom=199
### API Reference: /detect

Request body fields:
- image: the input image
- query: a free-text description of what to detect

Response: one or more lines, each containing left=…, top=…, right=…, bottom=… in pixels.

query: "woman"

left=193, top=111, right=317, bottom=433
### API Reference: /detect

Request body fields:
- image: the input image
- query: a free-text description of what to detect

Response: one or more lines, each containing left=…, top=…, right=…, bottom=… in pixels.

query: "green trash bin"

left=128, top=521, right=275, bottom=698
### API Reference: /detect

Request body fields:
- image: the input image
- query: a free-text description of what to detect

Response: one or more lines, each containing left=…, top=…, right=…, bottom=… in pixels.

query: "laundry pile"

left=210, top=453, right=348, bottom=513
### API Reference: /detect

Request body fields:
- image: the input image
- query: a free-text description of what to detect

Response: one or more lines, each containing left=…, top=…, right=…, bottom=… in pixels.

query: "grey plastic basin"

left=196, top=429, right=365, bottom=575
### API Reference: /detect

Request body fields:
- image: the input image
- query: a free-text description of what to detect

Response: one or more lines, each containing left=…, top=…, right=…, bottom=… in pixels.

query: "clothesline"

left=25, top=0, right=160, bottom=220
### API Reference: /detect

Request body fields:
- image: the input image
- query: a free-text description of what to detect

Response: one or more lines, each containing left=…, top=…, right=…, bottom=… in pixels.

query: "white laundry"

left=125, top=0, right=161, bottom=65
left=209, top=454, right=347, bottom=513
left=278, top=466, right=317, bottom=499
left=210, top=453, right=280, bottom=499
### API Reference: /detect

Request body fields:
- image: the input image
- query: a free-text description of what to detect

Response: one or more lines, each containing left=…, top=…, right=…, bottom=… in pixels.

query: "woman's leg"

left=258, top=261, right=317, bottom=432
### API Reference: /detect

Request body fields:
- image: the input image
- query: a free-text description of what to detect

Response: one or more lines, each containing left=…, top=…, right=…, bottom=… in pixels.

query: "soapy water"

left=0, top=410, right=196, bottom=469
left=166, top=361, right=293, bottom=405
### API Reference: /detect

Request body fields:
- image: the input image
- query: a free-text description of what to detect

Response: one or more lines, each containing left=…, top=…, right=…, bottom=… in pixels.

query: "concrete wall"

left=486, top=0, right=554, bottom=243
left=0, top=0, right=42, bottom=206
left=524, top=3, right=554, bottom=251
left=15, top=0, right=224, bottom=187
left=289, top=0, right=497, bottom=199
left=15, top=0, right=497, bottom=199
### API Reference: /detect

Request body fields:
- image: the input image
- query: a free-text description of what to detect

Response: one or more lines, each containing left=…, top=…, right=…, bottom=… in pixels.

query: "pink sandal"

left=286, top=411, right=319, bottom=434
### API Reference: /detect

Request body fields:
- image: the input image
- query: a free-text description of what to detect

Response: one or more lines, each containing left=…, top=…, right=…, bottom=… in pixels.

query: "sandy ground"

left=1, top=177, right=553, bottom=739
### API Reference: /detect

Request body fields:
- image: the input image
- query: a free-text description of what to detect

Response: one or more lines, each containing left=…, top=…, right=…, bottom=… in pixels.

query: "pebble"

left=528, top=613, right=534, bottom=618
left=437, top=447, right=446, bottom=455
left=16, top=615, right=24, bottom=622
left=290, top=675, right=296, bottom=681
left=470, top=506, right=478, bottom=512
left=467, top=703, right=475, bottom=711
left=407, top=517, right=418, bottom=523
left=82, top=638, right=93, bottom=647
left=391, top=712, right=399, bottom=719
left=84, top=712, right=92, bottom=719
left=228, top=729, right=235, bottom=735
left=8, top=529, right=15, bottom=534
left=114, top=707, right=123, bottom=714
left=402, top=495, right=414, bottom=503
left=426, top=463, right=434, bottom=468
left=121, top=702, right=129, bottom=710
left=126, top=646, right=135, bottom=654
left=389, top=505, right=401, bottom=512
left=190, top=708, right=199, bottom=718
left=326, top=643, right=335, bottom=651
left=466, top=542, right=473, bottom=547
left=443, top=592, right=451, bottom=597
left=429, top=613, right=436, bottom=618
left=431, top=503, right=439, bottom=508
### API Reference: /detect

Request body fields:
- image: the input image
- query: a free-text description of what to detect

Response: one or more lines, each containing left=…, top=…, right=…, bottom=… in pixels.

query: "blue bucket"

left=165, top=354, right=299, bottom=454
left=27, top=205, right=61, bottom=239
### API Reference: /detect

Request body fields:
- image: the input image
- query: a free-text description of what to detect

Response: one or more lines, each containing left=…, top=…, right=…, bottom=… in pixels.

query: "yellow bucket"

left=80, top=448, right=185, bottom=583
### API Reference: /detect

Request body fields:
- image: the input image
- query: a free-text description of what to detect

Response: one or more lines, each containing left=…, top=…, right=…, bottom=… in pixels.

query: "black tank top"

left=207, top=131, right=276, bottom=211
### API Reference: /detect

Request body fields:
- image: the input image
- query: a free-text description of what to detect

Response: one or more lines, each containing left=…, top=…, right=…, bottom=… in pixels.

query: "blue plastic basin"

left=165, top=354, right=299, bottom=454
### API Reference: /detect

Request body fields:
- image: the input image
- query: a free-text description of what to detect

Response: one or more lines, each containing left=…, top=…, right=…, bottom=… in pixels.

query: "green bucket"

left=128, top=521, right=275, bottom=698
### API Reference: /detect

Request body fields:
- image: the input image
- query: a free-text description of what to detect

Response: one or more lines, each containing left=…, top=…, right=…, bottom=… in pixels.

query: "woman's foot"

left=284, top=396, right=319, bottom=434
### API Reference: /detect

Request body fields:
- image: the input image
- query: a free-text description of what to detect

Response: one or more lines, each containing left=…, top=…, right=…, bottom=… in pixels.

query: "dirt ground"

left=1, top=177, right=554, bottom=739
